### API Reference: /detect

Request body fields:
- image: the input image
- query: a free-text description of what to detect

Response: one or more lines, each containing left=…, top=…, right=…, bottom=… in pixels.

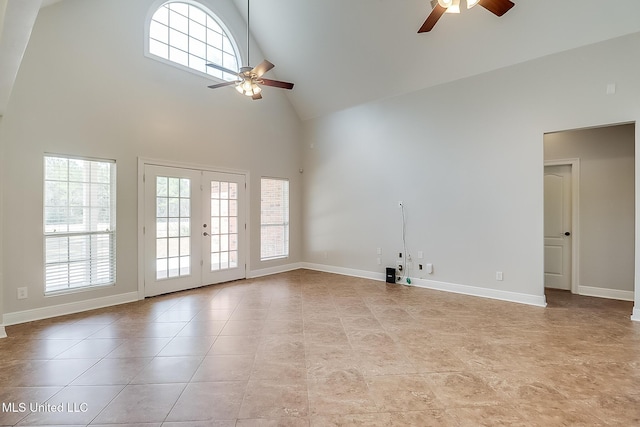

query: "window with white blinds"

left=44, top=155, right=116, bottom=293
left=260, top=178, right=289, bottom=260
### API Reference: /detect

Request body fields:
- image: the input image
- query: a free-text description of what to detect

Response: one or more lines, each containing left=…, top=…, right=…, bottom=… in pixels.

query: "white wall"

left=0, top=0, right=302, bottom=319
left=303, top=32, right=640, bottom=308
left=545, top=125, right=635, bottom=293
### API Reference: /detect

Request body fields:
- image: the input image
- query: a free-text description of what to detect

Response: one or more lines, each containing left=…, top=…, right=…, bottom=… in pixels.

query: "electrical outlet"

left=376, top=247, right=382, bottom=255
left=417, top=251, right=424, bottom=259
left=376, top=257, right=381, bottom=265
left=419, top=264, right=423, bottom=270
left=17, top=287, right=28, bottom=300
left=426, top=263, right=434, bottom=274
left=496, top=271, right=504, bottom=281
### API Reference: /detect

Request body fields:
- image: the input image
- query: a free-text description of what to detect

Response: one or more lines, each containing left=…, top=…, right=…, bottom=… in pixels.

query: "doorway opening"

left=543, top=123, right=635, bottom=303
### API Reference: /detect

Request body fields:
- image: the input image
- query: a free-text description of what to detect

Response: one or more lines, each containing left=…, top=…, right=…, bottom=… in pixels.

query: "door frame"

left=136, top=157, right=250, bottom=300
left=544, top=158, right=580, bottom=295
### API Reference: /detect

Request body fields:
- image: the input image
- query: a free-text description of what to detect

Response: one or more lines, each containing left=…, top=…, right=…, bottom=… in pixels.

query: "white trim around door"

left=544, top=158, right=580, bottom=295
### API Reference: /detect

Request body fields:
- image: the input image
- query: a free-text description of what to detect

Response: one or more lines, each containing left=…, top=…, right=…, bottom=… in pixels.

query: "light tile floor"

left=0, top=269, right=639, bottom=426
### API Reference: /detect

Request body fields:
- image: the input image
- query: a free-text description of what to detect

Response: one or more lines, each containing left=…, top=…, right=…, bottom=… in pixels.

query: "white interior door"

left=143, top=165, right=246, bottom=297
left=544, top=165, right=572, bottom=290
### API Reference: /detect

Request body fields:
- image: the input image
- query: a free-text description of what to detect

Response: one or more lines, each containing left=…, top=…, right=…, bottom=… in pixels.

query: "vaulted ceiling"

left=2, top=0, right=640, bottom=119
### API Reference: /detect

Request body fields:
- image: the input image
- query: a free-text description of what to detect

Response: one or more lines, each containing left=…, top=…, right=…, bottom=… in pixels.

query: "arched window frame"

left=144, top=0, right=241, bottom=82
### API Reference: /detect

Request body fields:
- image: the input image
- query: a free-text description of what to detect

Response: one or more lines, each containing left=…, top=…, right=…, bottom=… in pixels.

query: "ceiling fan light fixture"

left=445, top=0, right=461, bottom=14
left=235, top=79, right=262, bottom=97
left=467, top=0, right=480, bottom=8
left=437, top=0, right=453, bottom=7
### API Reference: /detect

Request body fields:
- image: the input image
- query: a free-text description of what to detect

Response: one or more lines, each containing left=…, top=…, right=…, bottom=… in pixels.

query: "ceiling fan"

left=206, top=0, right=294, bottom=100
left=419, top=0, right=515, bottom=33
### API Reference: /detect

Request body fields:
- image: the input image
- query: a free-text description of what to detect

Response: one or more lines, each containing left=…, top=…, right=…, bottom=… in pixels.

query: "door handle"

left=564, top=232, right=571, bottom=236
left=203, top=232, right=210, bottom=236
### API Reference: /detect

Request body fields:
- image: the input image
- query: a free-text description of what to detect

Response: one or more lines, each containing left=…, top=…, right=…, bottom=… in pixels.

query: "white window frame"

left=260, top=177, right=290, bottom=261
left=144, top=0, right=241, bottom=83
left=43, top=155, right=117, bottom=295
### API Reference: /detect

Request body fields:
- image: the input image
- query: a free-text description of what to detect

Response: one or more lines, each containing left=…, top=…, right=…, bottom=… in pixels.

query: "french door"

left=144, top=165, right=246, bottom=297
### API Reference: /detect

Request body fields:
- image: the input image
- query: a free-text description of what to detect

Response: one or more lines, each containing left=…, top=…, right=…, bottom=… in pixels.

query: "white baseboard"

left=301, top=263, right=546, bottom=307
left=301, top=262, right=386, bottom=282
left=249, top=262, right=304, bottom=279
left=630, top=307, right=640, bottom=322
left=578, top=285, right=635, bottom=301
left=2, top=292, right=139, bottom=326
left=408, top=277, right=547, bottom=307
left=0, top=326, right=6, bottom=339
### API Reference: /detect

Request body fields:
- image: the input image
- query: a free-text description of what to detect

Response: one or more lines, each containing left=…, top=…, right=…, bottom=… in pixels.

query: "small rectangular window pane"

left=206, top=15, right=222, bottom=34
left=157, top=197, right=168, bottom=217
left=157, top=218, right=168, bottom=238
left=190, top=37, right=206, bottom=58
left=207, top=46, right=222, bottom=69
left=68, top=159, right=85, bottom=181
left=150, top=21, right=169, bottom=44
left=45, top=181, right=68, bottom=206
left=207, top=29, right=222, bottom=50
left=157, top=259, right=168, bottom=279
left=180, top=178, right=190, bottom=197
left=169, top=47, right=189, bottom=67
left=222, top=53, right=236, bottom=71
left=180, top=219, right=190, bottom=237
left=211, top=252, right=220, bottom=271
left=170, top=10, right=189, bottom=33
left=168, top=197, right=180, bottom=217
left=157, top=238, right=168, bottom=259
left=168, top=218, right=180, bottom=238
left=190, top=6, right=207, bottom=25
left=150, top=39, right=169, bottom=59
left=180, top=256, right=190, bottom=275
left=153, top=5, right=169, bottom=25
left=180, top=237, right=190, bottom=256
left=157, top=177, right=168, bottom=196
left=190, top=21, right=206, bottom=42
left=45, top=157, right=68, bottom=181
left=222, top=36, right=234, bottom=55
left=189, top=54, right=206, bottom=73
left=180, top=198, right=190, bottom=217
left=169, top=26, right=187, bottom=49
left=170, top=2, right=189, bottom=16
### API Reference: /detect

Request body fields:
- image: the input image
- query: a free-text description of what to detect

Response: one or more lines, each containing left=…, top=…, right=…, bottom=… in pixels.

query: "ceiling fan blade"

left=252, top=92, right=263, bottom=100
left=205, top=62, right=239, bottom=76
left=418, top=3, right=447, bottom=33
left=478, top=0, right=514, bottom=17
left=260, top=78, right=294, bottom=90
left=252, top=60, right=275, bottom=78
left=207, top=81, right=238, bottom=89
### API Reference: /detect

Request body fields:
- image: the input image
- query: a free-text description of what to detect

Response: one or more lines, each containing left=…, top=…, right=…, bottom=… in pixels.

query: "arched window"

left=147, top=1, right=239, bottom=80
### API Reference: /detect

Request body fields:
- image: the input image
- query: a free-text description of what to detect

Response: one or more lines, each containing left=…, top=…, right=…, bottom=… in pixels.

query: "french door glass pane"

left=156, top=176, right=191, bottom=280
left=210, top=180, right=239, bottom=272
